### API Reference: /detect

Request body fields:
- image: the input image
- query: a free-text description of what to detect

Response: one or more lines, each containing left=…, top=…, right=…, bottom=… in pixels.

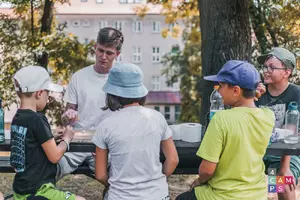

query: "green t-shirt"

left=195, top=107, right=275, bottom=200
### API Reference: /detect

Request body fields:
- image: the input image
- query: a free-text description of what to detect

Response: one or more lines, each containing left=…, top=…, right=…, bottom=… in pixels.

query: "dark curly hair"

left=97, top=27, right=124, bottom=51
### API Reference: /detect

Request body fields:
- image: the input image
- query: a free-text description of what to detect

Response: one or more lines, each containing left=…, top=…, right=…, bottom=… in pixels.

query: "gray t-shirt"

left=256, top=83, right=300, bottom=165
left=92, top=106, right=172, bottom=200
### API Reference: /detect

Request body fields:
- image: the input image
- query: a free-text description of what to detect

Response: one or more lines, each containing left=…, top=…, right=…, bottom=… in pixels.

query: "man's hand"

left=278, top=168, right=297, bottom=192
left=254, top=83, right=266, bottom=101
left=61, top=109, right=78, bottom=126
left=53, top=127, right=64, bottom=142
left=62, top=126, right=75, bottom=144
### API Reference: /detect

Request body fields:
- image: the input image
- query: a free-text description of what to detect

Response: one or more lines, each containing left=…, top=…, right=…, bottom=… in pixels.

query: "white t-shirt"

left=63, top=65, right=109, bottom=130
left=92, top=106, right=172, bottom=200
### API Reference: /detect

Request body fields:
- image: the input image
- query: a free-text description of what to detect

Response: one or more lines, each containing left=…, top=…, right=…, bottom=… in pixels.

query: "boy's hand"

left=61, top=109, right=78, bottom=126
left=254, top=83, right=266, bottom=101
left=62, top=126, right=75, bottom=143
left=189, top=178, right=201, bottom=191
left=278, top=168, right=297, bottom=192
left=0, top=192, right=4, bottom=200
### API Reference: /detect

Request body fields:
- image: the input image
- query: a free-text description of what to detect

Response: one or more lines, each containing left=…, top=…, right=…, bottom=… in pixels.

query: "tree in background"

left=135, top=0, right=299, bottom=126
left=0, top=0, right=94, bottom=125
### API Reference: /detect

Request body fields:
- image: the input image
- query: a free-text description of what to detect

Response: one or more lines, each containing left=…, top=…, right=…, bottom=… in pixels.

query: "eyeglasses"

left=262, top=65, right=287, bottom=73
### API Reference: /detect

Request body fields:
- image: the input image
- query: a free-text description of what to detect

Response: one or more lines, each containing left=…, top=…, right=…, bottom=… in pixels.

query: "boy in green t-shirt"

left=176, top=60, right=275, bottom=200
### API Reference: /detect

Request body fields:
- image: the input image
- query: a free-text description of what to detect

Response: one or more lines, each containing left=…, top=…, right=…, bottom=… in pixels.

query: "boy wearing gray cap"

left=256, top=47, right=299, bottom=200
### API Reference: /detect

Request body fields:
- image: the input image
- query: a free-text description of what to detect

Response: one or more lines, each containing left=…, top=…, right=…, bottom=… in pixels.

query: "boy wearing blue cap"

left=176, top=60, right=275, bottom=200
left=92, top=63, right=179, bottom=200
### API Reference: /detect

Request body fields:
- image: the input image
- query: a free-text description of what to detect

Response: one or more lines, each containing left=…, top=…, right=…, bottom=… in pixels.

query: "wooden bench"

left=0, top=156, right=199, bottom=175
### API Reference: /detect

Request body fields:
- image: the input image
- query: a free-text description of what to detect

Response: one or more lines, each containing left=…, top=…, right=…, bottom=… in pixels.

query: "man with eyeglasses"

left=56, top=27, right=124, bottom=180
left=256, top=47, right=299, bottom=200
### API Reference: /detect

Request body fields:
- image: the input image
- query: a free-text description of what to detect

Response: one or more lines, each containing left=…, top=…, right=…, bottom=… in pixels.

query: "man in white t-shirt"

left=57, top=27, right=124, bottom=179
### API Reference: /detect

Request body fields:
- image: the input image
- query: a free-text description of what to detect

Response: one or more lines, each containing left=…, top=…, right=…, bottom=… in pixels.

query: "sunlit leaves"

left=0, top=0, right=93, bottom=125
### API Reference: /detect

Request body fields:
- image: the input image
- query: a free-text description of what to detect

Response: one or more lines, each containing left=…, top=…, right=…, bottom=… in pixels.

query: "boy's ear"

left=232, top=86, right=242, bottom=97
left=285, top=68, right=292, bottom=78
left=35, top=90, right=43, bottom=99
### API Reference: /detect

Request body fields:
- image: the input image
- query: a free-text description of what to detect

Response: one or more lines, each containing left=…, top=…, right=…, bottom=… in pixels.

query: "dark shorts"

left=175, top=188, right=197, bottom=200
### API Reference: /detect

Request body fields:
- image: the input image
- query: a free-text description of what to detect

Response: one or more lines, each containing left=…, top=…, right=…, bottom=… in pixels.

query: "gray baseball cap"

left=257, top=47, right=296, bottom=69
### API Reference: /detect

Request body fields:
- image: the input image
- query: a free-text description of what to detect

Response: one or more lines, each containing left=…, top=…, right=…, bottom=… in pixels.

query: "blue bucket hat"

left=102, top=62, right=148, bottom=98
left=204, top=60, right=261, bottom=90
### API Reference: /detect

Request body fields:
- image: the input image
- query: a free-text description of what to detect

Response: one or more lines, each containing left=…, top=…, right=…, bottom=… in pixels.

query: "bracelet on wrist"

left=62, top=140, right=70, bottom=151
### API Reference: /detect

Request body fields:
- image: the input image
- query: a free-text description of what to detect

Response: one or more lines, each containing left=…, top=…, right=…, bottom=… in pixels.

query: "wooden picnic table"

left=0, top=132, right=202, bottom=174
left=0, top=133, right=300, bottom=155
left=1, top=132, right=300, bottom=175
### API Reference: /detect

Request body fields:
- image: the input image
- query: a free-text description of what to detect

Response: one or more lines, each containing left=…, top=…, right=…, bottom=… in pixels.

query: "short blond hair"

left=14, top=79, right=34, bottom=98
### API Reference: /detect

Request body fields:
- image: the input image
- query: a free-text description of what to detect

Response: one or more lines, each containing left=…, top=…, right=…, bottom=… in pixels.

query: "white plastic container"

left=181, top=123, right=202, bottom=143
left=4, top=129, right=10, bottom=139
left=169, top=125, right=182, bottom=140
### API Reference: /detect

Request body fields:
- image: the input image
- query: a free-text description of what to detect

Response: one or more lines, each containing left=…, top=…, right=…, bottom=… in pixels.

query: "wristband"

left=62, top=140, right=70, bottom=151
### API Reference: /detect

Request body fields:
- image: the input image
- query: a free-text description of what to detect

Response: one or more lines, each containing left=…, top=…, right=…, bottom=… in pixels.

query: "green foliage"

left=161, top=19, right=202, bottom=123
left=143, top=0, right=299, bottom=123
left=0, top=1, right=94, bottom=125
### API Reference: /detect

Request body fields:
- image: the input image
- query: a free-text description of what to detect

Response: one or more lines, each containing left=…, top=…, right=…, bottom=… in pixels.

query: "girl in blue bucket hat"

left=92, top=63, right=179, bottom=200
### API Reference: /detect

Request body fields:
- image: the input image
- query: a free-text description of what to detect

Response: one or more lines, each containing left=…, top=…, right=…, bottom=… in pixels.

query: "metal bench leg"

left=4, top=194, right=13, bottom=200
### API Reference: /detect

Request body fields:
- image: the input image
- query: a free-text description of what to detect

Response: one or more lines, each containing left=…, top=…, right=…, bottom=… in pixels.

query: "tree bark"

left=198, top=0, right=252, bottom=127
left=249, top=0, right=270, bottom=53
left=37, top=0, right=53, bottom=69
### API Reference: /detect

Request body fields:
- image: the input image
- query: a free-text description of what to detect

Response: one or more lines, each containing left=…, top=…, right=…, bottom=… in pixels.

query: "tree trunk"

left=37, top=0, right=53, bottom=69
left=198, top=0, right=252, bottom=127
left=249, top=0, right=270, bottom=54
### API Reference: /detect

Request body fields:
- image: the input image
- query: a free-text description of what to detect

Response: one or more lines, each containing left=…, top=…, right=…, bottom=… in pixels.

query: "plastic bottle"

left=0, top=99, right=5, bottom=143
left=209, top=85, right=224, bottom=121
left=284, top=101, right=299, bottom=144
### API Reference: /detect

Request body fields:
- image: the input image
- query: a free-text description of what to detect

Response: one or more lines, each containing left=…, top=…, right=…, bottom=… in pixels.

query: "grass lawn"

left=1, top=174, right=299, bottom=199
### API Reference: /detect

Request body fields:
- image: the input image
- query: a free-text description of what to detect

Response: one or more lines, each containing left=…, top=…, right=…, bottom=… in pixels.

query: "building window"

left=84, top=38, right=89, bottom=45
left=72, top=20, right=80, bottom=28
left=165, top=106, right=170, bottom=120
left=81, top=0, right=87, bottom=2
left=82, top=20, right=90, bottom=27
left=152, top=47, right=161, bottom=63
left=154, top=106, right=160, bottom=112
left=175, top=105, right=180, bottom=120
left=96, top=0, right=103, bottom=3
left=132, top=20, right=143, bottom=33
left=169, top=22, right=179, bottom=29
left=119, top=0, right=143, bottom=3
left=132, top=46, right=142, bottom=63
left=116, top=54, right=122, bottom=62
left=151, top=76, right=160, bottom=91
left=152, top=21, right=161, bottom=33
left=113, top=21, right=123, bottom=31
left=99, top=20, right=108, bottom=29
